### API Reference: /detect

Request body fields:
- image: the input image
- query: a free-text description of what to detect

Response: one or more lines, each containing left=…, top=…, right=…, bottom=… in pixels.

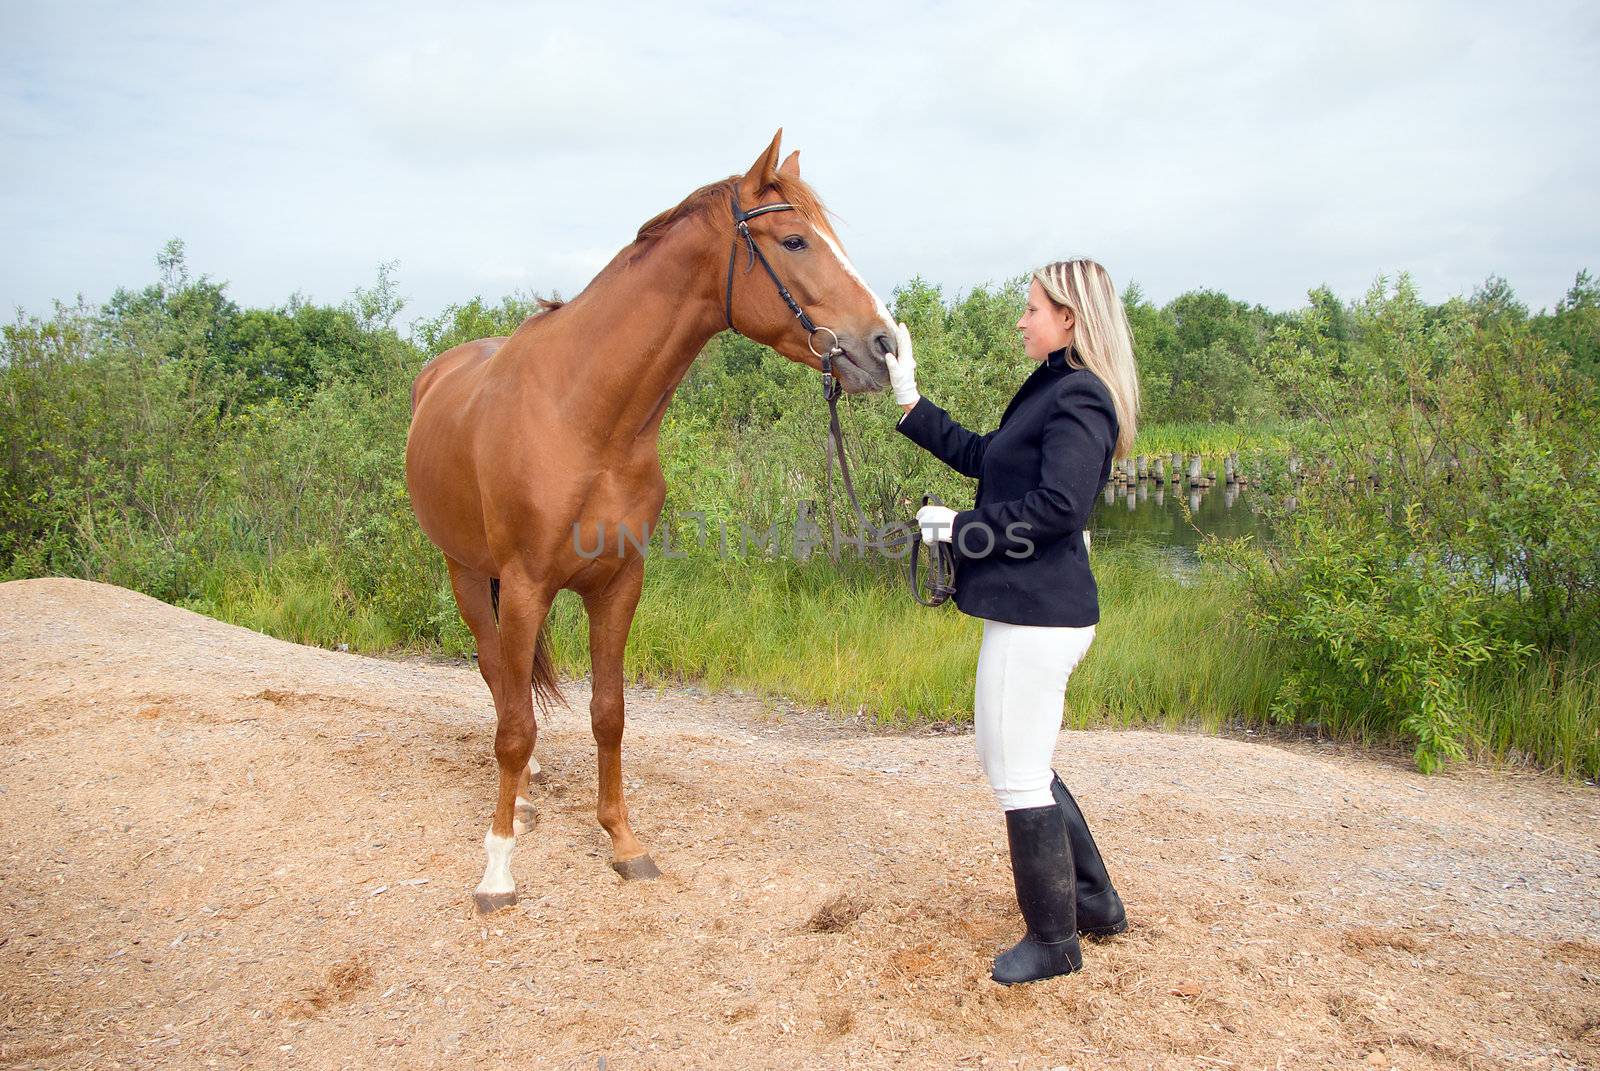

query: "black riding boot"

left=1050, top=770, right=1128, bottom=938
left=991, top=804, right=1083, bottom=985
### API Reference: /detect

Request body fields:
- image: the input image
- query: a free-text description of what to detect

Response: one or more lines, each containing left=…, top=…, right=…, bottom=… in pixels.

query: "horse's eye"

left=781, top=236, right=807, bottom=252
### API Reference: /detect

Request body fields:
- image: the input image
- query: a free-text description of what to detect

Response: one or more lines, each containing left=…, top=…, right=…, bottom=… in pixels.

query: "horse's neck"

left=512, top=223, right=725, bottom=449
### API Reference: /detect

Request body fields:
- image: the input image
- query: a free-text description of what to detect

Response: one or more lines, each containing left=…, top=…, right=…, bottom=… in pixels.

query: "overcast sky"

left=4, top=1, right=1597, bottom=330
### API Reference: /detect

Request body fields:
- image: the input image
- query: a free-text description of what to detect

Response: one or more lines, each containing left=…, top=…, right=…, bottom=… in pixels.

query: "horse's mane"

left=634, top=173, right=832, bottom=246
left=540, top=172, right=832, bottom=313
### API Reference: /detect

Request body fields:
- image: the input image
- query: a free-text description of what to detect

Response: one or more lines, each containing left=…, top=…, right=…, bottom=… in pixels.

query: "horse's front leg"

left=582, top=557, right=658, bottom=879
left=474, top=569, right=556, bottom=913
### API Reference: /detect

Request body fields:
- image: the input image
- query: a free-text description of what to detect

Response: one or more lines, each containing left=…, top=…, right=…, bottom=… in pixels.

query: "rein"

left=724, top=191, right=954, bottom=607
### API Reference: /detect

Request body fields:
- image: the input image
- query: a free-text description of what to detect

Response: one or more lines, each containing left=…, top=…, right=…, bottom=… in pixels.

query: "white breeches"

left=973, top=618, right=1096, bottom=810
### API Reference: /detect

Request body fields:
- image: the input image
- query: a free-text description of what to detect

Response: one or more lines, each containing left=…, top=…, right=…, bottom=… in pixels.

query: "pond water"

left=1086, top=480, right=1270, bottom=575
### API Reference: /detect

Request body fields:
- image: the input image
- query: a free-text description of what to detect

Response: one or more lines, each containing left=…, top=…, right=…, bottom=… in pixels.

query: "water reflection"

left=1089, top=479, right=1269, bottom=575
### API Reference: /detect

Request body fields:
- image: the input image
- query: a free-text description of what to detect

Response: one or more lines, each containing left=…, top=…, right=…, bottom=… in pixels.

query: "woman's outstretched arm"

left=896, top=396, right=997, bottom=478
left=884, top=322, right=997, bottom=478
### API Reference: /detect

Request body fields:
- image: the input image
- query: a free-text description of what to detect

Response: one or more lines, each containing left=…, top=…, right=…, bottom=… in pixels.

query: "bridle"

left=723, top=190, right=955, bottom=607
left=724, top=190, right=846, bottom=401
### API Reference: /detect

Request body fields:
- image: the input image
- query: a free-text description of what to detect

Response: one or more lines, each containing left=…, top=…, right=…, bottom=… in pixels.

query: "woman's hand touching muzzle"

left=883, top=322, right=921, bottom=407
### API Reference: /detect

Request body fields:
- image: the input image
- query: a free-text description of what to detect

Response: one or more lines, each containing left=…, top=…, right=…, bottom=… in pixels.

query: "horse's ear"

left=738, top=128, right=784, bottom=201
left=778, top=149, right=801, bottom=180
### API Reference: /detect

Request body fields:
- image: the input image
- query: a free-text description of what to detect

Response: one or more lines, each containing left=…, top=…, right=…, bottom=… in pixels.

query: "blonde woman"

left=884, top=259, right=1139, bottom=985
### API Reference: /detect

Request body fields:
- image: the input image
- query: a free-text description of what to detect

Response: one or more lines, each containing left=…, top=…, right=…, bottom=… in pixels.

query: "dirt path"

left=2, top=578, right=1597, bottom=1070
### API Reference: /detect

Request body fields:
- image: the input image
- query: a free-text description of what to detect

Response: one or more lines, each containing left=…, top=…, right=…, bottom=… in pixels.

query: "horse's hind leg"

left=447, top=557, right=536, bottom=835
left=472, top=567, right=557, bottom=912
left=583, top=557, right=658, bottom=880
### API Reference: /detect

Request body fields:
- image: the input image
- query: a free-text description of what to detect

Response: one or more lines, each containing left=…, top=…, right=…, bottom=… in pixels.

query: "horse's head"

left=722, top=130, right=896, bottom=395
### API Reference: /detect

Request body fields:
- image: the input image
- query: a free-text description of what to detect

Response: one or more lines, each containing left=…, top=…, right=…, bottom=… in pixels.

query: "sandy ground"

left=1, top=577, right=1597, bottom=1071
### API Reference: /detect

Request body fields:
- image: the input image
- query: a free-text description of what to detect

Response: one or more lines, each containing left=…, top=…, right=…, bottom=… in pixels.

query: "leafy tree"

left=1123, top=281, right=1178, bottom=421
left=1535, top=269, right=1600, bottom=380
left=1468, top=273, right=1529, bottom=325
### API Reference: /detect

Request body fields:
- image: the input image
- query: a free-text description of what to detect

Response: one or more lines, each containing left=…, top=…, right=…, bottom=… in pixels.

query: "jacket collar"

left=1044, top=345, right=1075, bottom=372
left=999, top=345, right=1077, bottom=426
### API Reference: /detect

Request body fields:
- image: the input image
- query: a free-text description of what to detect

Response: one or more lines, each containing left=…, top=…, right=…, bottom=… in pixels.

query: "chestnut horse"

left=406, top=131, right=896, bottom=912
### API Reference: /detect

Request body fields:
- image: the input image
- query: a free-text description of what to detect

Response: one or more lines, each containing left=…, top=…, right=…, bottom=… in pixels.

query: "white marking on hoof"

left=475, top=830, right=515, bottom=898
left=513, top=796, right=535, bottom=836
left=526, top=755, right=542, bottom=777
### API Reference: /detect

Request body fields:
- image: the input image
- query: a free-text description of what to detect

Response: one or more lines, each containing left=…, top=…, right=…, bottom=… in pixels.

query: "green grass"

left=543, top=555, right=990, bottom=725
left=184, top=547, right=415, bottom=653
left=1463, top=648, right=1600, bottom=778
left=536, top=543, right=1284, bottom=732
left=173, top=537, right=1597, bottom=780
left=1133, top=421, right=1294, bottom=459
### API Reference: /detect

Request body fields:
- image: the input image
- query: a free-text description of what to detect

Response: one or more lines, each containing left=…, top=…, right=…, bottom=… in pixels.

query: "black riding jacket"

left=895, top=345, right=1118, bottom=627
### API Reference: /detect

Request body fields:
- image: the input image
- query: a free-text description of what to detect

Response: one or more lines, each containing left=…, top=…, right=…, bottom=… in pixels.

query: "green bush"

left=1220, top=504, right=1533, bottom=772
left=1210, top=274, right=1600, bottom=772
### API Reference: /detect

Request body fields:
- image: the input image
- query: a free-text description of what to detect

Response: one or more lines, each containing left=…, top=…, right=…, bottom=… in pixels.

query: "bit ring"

left=807, top=325, right=842, bottom=359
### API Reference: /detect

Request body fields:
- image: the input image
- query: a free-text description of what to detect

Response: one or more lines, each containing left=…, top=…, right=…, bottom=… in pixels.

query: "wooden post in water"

left=1137, top=455, right=1149, bottom=479
left=1154, top=456, right=1166, bottom=482
left=1187, top=454, right=1203, bottom=485
left=1225, top=452, right=1239, bottom=484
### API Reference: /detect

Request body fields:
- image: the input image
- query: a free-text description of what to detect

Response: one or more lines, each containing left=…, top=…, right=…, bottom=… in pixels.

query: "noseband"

left=721, top=191, right=954, bottom=607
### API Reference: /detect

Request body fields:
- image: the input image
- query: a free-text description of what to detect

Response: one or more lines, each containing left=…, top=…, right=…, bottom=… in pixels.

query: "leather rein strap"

left=723, top=191, right=954, bottom=607
left=908, top=494, right=957, bottom=608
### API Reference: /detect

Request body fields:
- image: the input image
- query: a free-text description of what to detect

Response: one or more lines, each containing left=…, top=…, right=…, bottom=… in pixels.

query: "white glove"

left=883, top=321, right=921, bottom=406
left=916, top=503, right=956, bottom=544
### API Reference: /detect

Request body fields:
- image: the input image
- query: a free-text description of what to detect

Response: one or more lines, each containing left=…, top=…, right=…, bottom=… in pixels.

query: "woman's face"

left=1017, top=278, right=1075, bottom=362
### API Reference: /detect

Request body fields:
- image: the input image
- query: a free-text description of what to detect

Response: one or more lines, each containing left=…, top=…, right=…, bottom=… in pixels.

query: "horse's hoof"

left=513, top=801, right=537, bottom=835
left=611, top=854, right=661, bottom=881
left=473, top=890, right=518, bottom=914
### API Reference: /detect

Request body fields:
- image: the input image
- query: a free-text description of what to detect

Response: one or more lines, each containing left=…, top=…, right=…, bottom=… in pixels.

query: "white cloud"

left=3, top=0, right=1596, bottom=328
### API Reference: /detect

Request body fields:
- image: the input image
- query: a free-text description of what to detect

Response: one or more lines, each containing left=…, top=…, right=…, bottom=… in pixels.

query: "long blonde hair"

left=1033, top=259, right=1140, bottom=459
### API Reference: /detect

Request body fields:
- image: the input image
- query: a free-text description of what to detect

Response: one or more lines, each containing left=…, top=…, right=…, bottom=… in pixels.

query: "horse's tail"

left=489, top=577, right=566, bottom=718
left=531, top=619, right=564, bottom=717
